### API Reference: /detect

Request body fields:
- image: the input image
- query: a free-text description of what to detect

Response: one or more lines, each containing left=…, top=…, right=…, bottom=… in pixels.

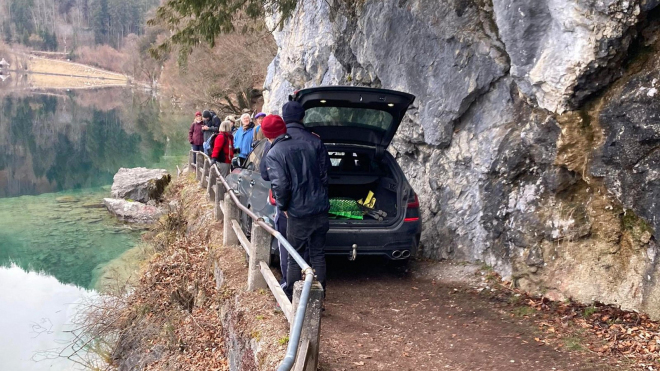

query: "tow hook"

left=349, top=244, right=357, bottom=261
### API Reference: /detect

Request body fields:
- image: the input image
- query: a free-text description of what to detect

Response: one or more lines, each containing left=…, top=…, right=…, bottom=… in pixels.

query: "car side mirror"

left=231, top=157, right=242, bottom=169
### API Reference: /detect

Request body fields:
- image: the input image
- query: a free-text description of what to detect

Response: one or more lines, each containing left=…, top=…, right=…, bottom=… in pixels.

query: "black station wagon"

left=226, top=86, right=421, bottom=265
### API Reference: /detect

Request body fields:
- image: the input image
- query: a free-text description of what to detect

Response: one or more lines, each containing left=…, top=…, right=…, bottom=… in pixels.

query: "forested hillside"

left=0, top=0, right=159, bottom=51
left=0, top=0, right=277, bottom=115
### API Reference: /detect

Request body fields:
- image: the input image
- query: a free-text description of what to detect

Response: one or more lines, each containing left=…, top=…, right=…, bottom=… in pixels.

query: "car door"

left=237, top=140, right=273, bottom=236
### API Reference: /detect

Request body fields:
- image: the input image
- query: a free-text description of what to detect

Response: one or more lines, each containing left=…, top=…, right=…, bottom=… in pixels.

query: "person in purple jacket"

left=189, top=111, right=205, bottom=163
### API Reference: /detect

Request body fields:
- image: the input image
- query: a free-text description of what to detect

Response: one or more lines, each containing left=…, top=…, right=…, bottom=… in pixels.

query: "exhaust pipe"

left=401, top=250, right=410, bottom=259
left=392, top=250, right=402, bottom=259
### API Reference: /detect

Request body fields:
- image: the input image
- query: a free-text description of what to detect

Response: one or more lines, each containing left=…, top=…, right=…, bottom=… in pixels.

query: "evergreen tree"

left=148, top=0, right=298, bottom=59
left=93, top=0, right=110, bottom=44
left=10, top=0, right=36, bottom=37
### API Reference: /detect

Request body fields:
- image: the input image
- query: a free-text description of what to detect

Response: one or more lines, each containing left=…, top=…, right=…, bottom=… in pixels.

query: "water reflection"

left=0, top=88, right=189, bottom=369
left=0, top=188, right=142, bottom=288
left=0, top=88, right=188, bottom=287
left=0, top=265, right=95, bottom=371
left=0, top=89, right=187, bottom=198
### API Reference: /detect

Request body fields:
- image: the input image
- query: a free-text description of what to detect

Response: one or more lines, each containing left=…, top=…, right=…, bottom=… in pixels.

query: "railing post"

left=196, top=153, right=204, bottom=182
left=247, top=222, right=271, bottom=291
left=291, top=281, right=324, bottom=371
left=222, top=192, right=239, bottom=246
left=188, top=151, right=194, bottom=172
left=201, top=158, right=210, bottom=188
left=207, top=165, right=217, bottom=200
left=215, top=179, right=226, bottom=221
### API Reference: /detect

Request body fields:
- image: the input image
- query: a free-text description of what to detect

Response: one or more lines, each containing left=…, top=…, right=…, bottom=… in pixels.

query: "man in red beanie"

left=261, top=115, right=330, bottom=300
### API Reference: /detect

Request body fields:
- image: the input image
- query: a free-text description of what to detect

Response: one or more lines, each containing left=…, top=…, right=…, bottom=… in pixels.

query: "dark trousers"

left=275, top=208, right=289, bottom=285
left=285, top=213, right=329, bottom=299
left=191, top=144, right=203, bottom=163
left=276, top=209, right=310, bottom=289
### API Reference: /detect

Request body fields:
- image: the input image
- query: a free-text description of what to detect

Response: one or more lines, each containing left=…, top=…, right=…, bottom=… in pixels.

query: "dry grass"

left=25, top=56, right=129, bottom=89
left=65, top=173, right=288, bottom=370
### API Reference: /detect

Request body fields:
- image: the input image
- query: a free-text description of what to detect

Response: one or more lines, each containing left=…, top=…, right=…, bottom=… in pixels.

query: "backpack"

left=207, top=132, right=231, bottom=161
left=203, top=133, right=217, bottom=156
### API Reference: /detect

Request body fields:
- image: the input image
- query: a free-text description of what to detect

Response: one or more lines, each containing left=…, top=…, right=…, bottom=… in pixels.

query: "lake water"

left=0, top=88, right=189, bottom=370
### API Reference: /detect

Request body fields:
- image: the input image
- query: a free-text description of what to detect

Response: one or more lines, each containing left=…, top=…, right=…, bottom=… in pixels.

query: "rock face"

left=110, top=168, right=171, bottom=203
left=103, top=198, right=164, bottom=224
left=591, top=37, right=660, bottom=236
left=263, top=0, right=660, bottom=317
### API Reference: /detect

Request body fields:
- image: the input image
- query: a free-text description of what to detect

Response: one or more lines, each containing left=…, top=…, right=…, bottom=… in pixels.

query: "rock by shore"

left=110, top=167, right=171, bottom=203
left=104, top=167, right=171, bottom=224
left=103, top=198, right=164, bottom=224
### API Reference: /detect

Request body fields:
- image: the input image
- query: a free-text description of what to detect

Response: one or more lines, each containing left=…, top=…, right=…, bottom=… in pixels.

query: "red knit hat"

left=195, top=111, right=202, bottom=117
left=261, top=115, right=287, bottom=139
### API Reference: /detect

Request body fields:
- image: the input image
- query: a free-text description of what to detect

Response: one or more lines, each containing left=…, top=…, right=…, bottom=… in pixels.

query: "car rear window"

left=303, top=107, right=394, bottom=132
left=328, top=151, right=383, bottom=174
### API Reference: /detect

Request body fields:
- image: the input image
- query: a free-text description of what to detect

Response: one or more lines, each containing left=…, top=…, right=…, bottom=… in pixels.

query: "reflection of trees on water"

left=0, top=89, right=181, bottom=198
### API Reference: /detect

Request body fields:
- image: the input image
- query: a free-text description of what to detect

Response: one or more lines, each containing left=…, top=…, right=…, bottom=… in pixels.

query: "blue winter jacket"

left=234, top=124, right=255, bottom=158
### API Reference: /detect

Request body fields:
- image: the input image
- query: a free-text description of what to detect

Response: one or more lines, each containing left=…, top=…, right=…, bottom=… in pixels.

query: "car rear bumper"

left=324, top=219, right=421, bottom=259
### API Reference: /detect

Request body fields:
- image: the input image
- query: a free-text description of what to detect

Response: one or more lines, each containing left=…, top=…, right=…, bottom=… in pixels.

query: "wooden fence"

left=189, top=150, right=323, bottom=371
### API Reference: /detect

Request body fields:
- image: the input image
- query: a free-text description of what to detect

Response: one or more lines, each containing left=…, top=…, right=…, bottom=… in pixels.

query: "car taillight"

left=404, top=192, right=420, bottom=222
left=268, top=189, right=276, bottom=206
left=407, top=194, right=419, bottom=209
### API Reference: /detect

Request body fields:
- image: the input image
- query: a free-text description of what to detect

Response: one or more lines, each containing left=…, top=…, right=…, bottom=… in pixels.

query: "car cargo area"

left=326, top=150, right=400, bottom=225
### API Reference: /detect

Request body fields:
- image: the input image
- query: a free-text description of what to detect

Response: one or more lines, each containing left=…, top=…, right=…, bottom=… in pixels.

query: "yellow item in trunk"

left=358, top=190, right=376, bottom=209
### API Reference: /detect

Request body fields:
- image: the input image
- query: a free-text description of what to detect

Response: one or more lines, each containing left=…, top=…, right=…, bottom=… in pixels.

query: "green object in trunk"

left=328, top=198, right=364, bottom=220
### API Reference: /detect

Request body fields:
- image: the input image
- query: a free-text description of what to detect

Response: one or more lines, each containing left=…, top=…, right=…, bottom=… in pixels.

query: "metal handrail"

left=192, top=151, right=314, bottom=371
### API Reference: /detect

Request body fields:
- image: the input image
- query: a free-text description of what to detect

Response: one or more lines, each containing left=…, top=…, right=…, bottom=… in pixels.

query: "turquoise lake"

left=0, top=88, right=190, bottom=369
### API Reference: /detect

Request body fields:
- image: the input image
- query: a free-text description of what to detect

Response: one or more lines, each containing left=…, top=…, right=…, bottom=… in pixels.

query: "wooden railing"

left=188, top=151, right=323, bottom=371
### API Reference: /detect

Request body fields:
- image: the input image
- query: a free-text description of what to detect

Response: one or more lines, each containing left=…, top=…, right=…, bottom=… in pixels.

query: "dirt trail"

left=318, top=258, right=623, bottom=371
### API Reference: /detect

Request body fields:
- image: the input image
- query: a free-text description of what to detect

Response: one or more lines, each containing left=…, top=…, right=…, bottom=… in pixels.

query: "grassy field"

left=26, top=56, right=129, bottom=89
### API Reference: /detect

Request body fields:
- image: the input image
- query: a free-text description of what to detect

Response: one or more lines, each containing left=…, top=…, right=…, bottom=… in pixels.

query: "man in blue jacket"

left=261, top=114, right=330, bottom=300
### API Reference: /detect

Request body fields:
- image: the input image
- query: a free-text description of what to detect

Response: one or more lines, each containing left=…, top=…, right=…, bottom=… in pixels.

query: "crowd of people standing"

left=188, top=103, right=330, bottom=300
left=188, top=109, right=262, bottom=173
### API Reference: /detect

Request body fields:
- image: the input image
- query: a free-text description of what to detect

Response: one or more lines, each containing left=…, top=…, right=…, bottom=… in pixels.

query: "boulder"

left=110, top=168, right=171, bottom=203
left=103, top=198, right=164, bottom=224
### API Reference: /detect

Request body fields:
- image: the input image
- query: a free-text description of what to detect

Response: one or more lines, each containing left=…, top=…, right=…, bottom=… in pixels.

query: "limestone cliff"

left=263, top=0, right=660, bottom=318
